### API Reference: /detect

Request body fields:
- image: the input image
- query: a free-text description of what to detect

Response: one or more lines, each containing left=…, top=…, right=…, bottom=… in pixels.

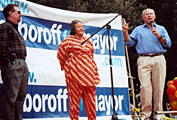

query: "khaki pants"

left=137, top=55, right=166, bottom=118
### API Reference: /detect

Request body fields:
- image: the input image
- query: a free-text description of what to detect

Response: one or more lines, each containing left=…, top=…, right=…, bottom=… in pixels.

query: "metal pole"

left=106, top=25, right=119, bottom=120
left=81, top=0, right=139, bottom=45
left=124, top=45, right=139, bottom=119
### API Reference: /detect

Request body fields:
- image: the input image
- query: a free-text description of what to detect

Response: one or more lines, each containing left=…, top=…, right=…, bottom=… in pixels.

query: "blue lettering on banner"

left=0, top=2, right=130, bottom=119
left=19, top=15, right=124, bottom=56
left=0, top=0, right=29, bottom=14
left=0, top=12, right=124, bottom=56
left=103, top=56, right=123, bottom=67
left=22, top=85, right=130, bottom=118
left=85, top=26, right=125, bottom=56
left=29, top=72, right=37, bottom=83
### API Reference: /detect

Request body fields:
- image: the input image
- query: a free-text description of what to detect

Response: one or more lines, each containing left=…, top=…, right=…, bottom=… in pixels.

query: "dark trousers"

left=0, top=59, right=28, bottom=120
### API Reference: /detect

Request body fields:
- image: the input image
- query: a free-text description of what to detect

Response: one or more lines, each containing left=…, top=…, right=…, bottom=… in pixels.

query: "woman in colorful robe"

left=57, top=20, right=100, bottom=120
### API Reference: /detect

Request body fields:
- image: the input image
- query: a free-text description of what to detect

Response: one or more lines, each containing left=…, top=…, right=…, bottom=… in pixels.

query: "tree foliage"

left=28, top=0, right=147, bottom=38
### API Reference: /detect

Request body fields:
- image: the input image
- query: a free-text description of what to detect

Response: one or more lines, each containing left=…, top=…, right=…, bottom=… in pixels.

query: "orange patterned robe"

left=57, top=35, right=100, bottom=120
left=57, top=35, right=100, bottom=86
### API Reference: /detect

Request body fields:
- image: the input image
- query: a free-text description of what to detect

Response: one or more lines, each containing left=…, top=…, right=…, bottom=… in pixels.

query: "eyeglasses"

left=11, top=10, right=21, bottom=14
left=17, top=11, right=21, bottom=14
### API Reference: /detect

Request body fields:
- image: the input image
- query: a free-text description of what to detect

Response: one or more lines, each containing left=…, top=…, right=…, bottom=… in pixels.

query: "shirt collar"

left=143, top=22, right=157, bottom=27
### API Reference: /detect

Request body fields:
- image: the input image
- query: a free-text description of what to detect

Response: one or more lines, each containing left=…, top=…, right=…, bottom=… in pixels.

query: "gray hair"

left=142, top=8, right=155, bottom=16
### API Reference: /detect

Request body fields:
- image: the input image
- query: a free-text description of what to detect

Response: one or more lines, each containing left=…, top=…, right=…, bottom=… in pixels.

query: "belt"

left=139, top=53, right=163, bottom=57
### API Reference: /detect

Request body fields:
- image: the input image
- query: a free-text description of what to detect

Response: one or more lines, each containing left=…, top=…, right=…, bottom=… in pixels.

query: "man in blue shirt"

left=122, top=8, right=172, bottom=120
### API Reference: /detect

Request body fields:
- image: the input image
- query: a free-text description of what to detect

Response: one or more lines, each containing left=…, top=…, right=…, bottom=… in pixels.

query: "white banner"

left=0, top=0, right=131, bottom=119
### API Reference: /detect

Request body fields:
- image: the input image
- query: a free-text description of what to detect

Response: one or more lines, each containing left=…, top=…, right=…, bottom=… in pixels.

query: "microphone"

left=150, top=21, right=154, bottom=27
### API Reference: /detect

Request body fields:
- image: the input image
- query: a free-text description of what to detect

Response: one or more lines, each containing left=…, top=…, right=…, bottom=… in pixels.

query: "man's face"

left=142, top=9, right=156, bottom=24
left=9, top=6, right=21, bottom=23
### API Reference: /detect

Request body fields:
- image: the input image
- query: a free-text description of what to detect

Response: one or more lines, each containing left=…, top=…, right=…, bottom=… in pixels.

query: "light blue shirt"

left=125, top=23, right=172, bottom=55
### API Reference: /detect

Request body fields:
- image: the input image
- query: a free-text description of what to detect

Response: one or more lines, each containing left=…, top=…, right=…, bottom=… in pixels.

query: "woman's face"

left=75, top=22, right=85, bottom=37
